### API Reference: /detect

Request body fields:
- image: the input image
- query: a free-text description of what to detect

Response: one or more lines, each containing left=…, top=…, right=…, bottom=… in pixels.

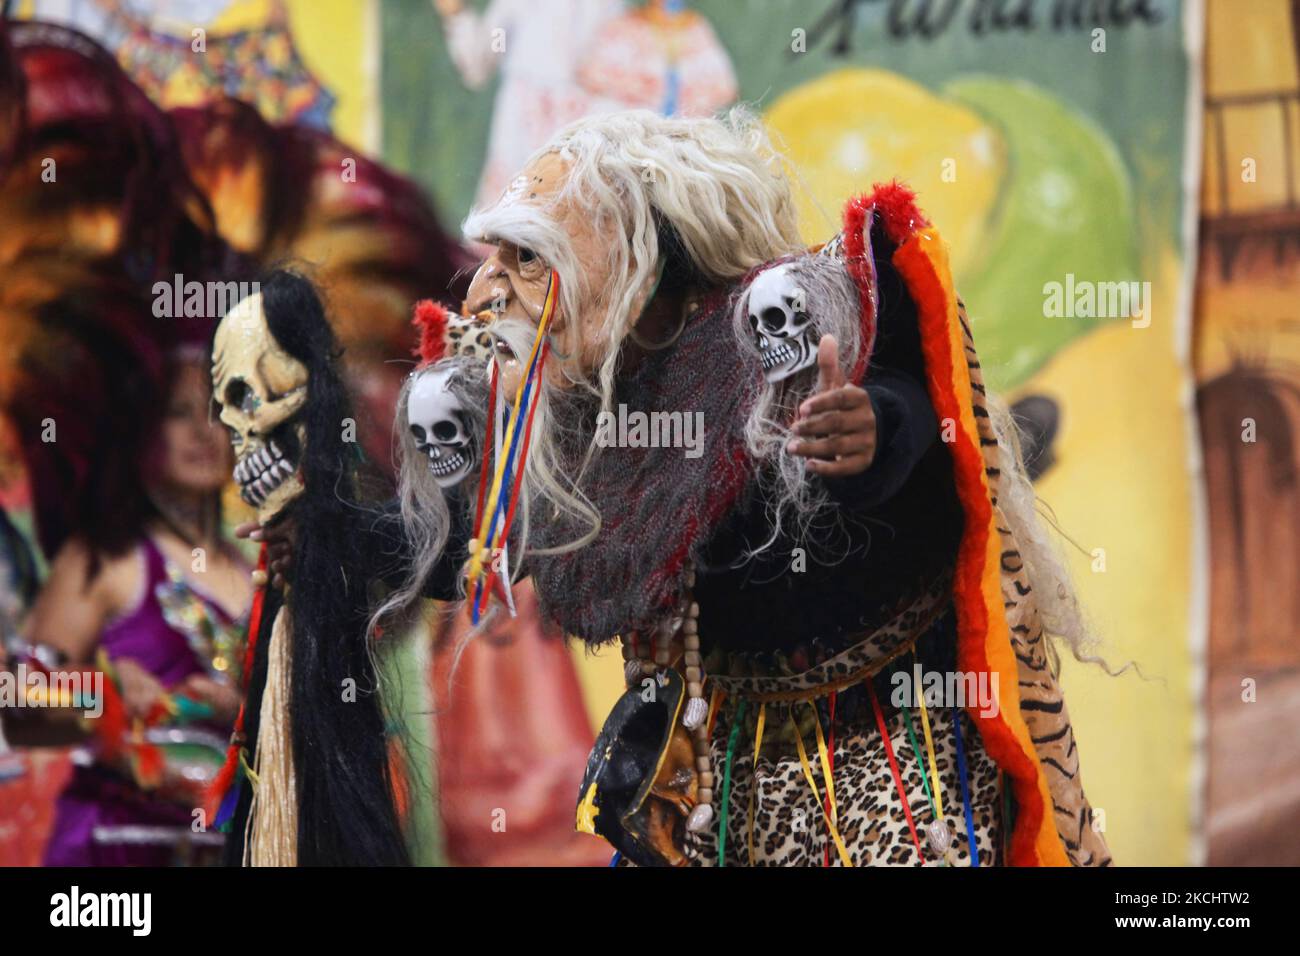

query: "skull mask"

left=211, top=292, right=308, bottom=522
left=746, top=263, right=817, bottom=383
left=407, top=365, right=473, bottom=488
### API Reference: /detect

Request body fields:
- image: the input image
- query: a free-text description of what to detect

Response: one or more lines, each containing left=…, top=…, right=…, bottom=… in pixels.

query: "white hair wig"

left=460, top=108, right=806, bottom=556
left=466, top=108, right=803, bottom=395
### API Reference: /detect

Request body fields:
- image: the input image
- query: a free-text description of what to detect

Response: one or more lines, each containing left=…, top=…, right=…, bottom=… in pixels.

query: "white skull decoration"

left=746, top=263, right=817, bottom=383
left=211, top=292, right=308, bottom=522
left=407, top=365, right=473, bottom=488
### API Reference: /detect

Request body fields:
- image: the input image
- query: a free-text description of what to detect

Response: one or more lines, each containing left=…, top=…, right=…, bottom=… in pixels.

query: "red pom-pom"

left=411, top=299, right=450, bottom=367
left=840, top=181, right=930, bottom=383
left=866, top=179, right=929, bottom=246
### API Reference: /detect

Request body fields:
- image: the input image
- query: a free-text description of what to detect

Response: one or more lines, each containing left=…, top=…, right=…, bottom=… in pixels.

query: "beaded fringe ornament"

left=621, top=564, right=714, bottom=833
left=243, top=606, right=298, bottom=866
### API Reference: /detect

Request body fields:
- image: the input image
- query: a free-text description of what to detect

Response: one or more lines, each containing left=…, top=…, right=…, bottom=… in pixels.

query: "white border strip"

left=1178, top=0, right=1209, bottom=869
left=362, top=0, right=383, bottom=154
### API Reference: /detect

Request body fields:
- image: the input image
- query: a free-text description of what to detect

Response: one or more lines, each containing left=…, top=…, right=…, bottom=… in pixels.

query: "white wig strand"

left=466, top=108, right=804, bottom=406
left=730, top=254, right=864, bottom=557
left=479, top=316, right=604, bottom=562
left=366, top=360, right=488, bottom=644
left=545, top=108, right=805, bottom=410
left=987, top=396, right=1131, bottom=676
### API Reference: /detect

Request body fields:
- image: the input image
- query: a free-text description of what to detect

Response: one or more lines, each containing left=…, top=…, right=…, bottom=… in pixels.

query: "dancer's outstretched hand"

left=787, top=334, right=877, bottom=478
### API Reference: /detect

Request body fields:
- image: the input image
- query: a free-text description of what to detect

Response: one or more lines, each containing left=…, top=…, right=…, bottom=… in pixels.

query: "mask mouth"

left=428, top=448, right=468, bottom=479
left=233, top=427, right=299, bottom=506
left=761, top=340, right=796, bottom=371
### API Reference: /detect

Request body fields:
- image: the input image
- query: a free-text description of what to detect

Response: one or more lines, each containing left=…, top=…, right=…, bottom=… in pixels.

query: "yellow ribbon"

left=239, top=748, right=261, bottom=788
left=790, top=711, right=853, bottom=867
left=916, top=680, right=946, bottom=821
left=747, top=702, right=766, bottom=866
left=466, top=272, right=559, bottom=587
left=812, top=702, right=838, bottom=825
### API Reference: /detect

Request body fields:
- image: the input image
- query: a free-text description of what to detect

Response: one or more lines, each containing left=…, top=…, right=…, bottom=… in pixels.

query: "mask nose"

left=466, top=257, right=511, bottom=316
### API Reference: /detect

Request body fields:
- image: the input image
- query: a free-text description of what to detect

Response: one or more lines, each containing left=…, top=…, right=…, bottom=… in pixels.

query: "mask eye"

left=432, top=420, right=460, bottom=442
left=225, top=379, right=257, bottom=414
left=409, top=424, right=426, bottom=444
left=517, top=246, right=537, bottom=265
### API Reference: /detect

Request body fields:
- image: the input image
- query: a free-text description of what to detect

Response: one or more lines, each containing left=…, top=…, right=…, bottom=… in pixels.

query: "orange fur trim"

left=893, top=228, right=1068, bottom=867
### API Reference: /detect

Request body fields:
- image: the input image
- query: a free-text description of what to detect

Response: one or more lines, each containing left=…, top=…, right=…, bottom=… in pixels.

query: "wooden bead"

left=696, top=755, right=711, bottom=772
left=682, top=619, right=698, bottom=636
left=688, top=602, right=700, bottom=620
left=251, top=569, right=269, bottom=588
left=697, top=788, right=713, bottom=805
left=684, top=633, right=700, bottom=652
left=687, top=681, right=702, bottom=698
left=641, top=660, right=657, bottom=677
left=685, top=666, right=702, bottom=683
left=698, top=771, right=714, bottom=790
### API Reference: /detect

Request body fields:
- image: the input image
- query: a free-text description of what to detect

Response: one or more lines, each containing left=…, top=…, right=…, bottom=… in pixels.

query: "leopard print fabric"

left=956, top=300, right=1112, bottom=867
left=445, top=311, right=495, bottom=362
left=683, top=700, right=1002, bottom=866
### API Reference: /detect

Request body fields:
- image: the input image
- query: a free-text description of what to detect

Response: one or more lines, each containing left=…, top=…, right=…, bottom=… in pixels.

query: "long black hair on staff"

left=222, top=269, right=409, bottom=866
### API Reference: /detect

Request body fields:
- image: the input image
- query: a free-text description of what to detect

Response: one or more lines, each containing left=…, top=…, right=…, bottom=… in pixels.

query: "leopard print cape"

left=955, top=300, right=1111, bottom=867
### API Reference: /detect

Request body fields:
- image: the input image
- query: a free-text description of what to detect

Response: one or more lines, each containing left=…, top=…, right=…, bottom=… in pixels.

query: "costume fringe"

left=244, top=606, right=298, bottom=866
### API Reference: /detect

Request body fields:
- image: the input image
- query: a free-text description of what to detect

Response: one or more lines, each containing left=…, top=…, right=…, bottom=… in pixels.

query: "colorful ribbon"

left=466, top=271, right=560, bottom=622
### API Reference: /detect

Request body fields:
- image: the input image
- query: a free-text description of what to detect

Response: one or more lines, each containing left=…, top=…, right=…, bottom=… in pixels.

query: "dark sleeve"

left=819, top=223, right=938, bottom=510
left=354, top=496, right=470, bottom=601
left=820, top=366, right=938, bottom=510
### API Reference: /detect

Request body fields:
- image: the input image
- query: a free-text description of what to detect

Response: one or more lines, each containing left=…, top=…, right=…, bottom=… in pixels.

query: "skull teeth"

left=234, top=441, right=294, bottom=506
left=761, top=341, right=796, bottom=370
left=428, top=450, right=467, bottom=478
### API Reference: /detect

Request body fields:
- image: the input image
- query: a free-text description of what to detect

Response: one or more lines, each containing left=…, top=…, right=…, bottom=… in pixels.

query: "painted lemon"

left=764, top=68, right=1005, bottom=279
left=943, top=76, right=1138, bottom=390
